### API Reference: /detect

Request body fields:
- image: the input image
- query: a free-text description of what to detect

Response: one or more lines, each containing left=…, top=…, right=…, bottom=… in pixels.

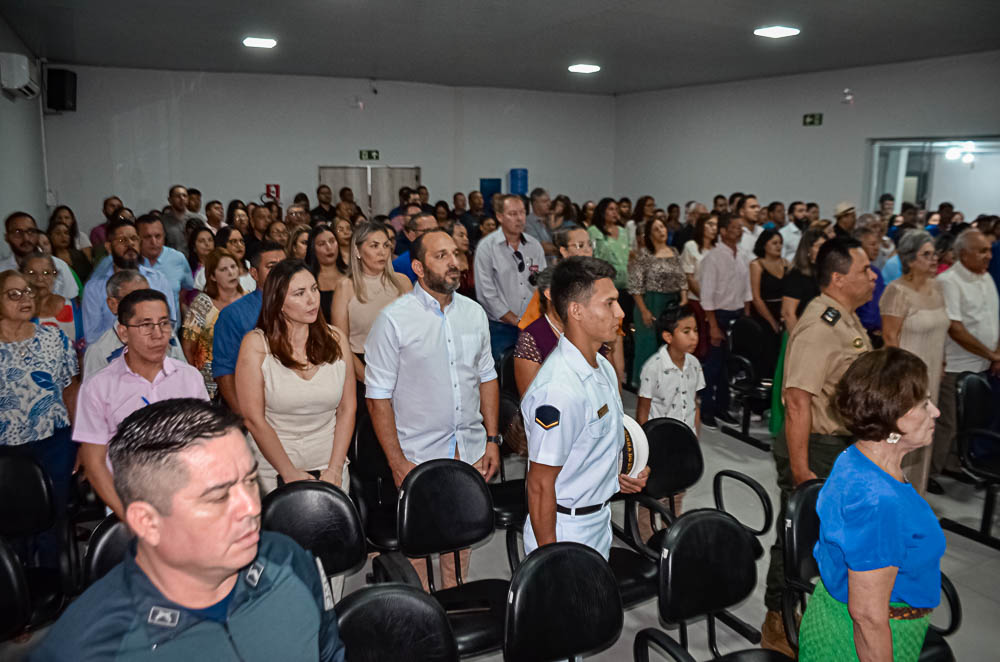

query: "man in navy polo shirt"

left=212, top=242, right=285, bottom=413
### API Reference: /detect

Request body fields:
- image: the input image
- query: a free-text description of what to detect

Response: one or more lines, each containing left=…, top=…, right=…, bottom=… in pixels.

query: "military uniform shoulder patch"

left=821, top=307, right=841, bottom=326
left=534, top=405, right=560, bottom=430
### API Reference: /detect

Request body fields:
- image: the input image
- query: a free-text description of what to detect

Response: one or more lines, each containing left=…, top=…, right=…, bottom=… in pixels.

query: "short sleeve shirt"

left=520, top=336, right=623, bottom=509
left=637, top=347, right=705, bottom=431
left=212, top=290, right=262, bottom=378
left=74, top=354, right=209, bottom=449
left=814, top=445, right=946, bottom=607
left=783, top=293, right=872, bottom=436
left=0, top=324, right=78, bottom=445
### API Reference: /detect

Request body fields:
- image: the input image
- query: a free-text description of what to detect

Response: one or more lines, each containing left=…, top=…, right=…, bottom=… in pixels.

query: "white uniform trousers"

left=522, top=503, right=612, bottom=559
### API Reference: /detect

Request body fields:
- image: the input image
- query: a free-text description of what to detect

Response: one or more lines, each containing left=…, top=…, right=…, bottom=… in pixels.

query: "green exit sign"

left=802, top=113, right=823, bottom=127
left=359, top=149, right=380, bottom=161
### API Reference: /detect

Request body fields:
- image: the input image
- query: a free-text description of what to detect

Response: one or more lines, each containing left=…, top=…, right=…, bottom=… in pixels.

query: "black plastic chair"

left=505, top=542, right=623, bottom=662
left=337, top=584, right=459, bottom=662
left=499, top=346, right=518, bottom=399
left=371, top=459, right=508, bottom=658
left=633, top=509, right=794, bottom=661
left=348, top=413, right=399, bottom=553
left=0, top=536, right=31, bottom=641
left=939, top=371, right=1000, bottom=551
left=782, top=479, right=962, bottom=661
left=83, top=515, right=133, bottom=586
left=723, top=317, right=772, bottom=452
left=262, top=481, right=366, bottom=579
left=0, top=453, right=70, bottom=627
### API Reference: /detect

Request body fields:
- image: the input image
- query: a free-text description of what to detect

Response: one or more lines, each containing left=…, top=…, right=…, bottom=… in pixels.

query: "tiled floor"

left=4, top=395, right=998, bottom=661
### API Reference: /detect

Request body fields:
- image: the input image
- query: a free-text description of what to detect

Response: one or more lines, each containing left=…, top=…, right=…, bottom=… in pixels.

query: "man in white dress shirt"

left=365, top=229, right=500, bottom=589
left=780, top=201, right=809, bottom=261
left=736, top=195, right=763, bottom=258
left=2, top=212, right=78, bottom=299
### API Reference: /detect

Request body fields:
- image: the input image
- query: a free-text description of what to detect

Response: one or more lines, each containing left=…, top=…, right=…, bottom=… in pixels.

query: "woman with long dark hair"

left=235, top=259, right=355, bottom=495
left=203, top=227, right=256, bottom=292
left=304, top=224, right=348, bottom=323
left=47, top=206, right=92, bottom=284
left=628, top=216, right=687, bottom=387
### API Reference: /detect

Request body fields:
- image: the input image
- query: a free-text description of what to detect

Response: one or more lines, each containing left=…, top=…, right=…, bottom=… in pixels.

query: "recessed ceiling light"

left=945, top=147, right=962, bottom=160
left=962, top=152, right=975, bottom=164
left=753, top=26, right=800, bottom=39
left=568, top=64, right=601, bottom=74
left=243, top=37, right=277, bottom=49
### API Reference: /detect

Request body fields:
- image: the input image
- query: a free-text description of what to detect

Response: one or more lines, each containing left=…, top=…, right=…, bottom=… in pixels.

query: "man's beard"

left=424, top=268, right=460, bottom=295
left=112, top=251, right=139, bottom=270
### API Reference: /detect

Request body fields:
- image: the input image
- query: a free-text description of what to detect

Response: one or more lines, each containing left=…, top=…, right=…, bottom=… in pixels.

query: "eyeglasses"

left=23, top=268, right=57, bottom=277
left=513, top=250, right=525, bottom=272
left=4, top=286, right=36, bottom=301
left=124, top=320, right=174, bottom=336
left=8, top=228, right=39, bottom=238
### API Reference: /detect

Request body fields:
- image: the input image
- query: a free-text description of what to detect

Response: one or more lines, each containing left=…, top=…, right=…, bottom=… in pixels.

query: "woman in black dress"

left=749, top=229, right=788, bottom=379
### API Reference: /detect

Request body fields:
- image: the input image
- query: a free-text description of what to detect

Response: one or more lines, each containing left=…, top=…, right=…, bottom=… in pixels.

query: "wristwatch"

left=487, top=435, right=502, bottom=446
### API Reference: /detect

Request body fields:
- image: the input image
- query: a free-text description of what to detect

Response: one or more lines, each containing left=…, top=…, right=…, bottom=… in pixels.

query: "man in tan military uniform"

left=761, top=237, right=877, bottom=655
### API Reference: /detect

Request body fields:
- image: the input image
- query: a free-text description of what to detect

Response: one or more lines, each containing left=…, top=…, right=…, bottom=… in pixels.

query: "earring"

left=887, top=432, right=901, bottom=444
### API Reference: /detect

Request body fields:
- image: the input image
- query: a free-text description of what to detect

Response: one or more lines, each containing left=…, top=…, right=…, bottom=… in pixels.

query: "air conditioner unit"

left=0, top=52, right=41, bottom=99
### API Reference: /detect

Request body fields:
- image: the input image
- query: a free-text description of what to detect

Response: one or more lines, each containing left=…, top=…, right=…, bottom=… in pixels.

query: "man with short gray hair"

left=33, top=398, right=347, bottom=662
left=81, top=270, right=186, bottom=379
left=932, top=228, right=1000, bottom=490
left=525, top=187, right=557, bottom=258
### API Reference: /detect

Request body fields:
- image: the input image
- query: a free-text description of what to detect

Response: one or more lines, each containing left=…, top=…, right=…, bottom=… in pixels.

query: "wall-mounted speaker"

left=45, top=68, right=76, bottom=112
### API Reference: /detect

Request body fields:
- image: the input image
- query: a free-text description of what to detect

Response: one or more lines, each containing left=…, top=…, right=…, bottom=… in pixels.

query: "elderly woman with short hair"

left=878, top=229, right=948, bottom=494
left=798, top=347, right=945, bottom=662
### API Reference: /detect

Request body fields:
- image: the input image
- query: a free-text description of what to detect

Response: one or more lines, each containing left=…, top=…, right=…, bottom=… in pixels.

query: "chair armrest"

left=632, top=628, right=697, bottom=662
left=726, top=353, right=757, bottom=385
left=615, top=493, right=676, bottom=563
left=713, top=469, right=773, bottom=536
left=369, top=551, right=422, bottom=588
left=781, top=588, right=801, bottom=651
left=931, top=571, right=962, bottom=637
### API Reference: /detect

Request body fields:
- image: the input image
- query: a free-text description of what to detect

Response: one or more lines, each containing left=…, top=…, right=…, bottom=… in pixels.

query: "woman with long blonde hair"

left=331, top=220, right=411, bottom=380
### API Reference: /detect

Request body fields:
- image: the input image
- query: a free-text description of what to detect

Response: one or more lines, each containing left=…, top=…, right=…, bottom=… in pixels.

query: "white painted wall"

left=613, top=50, right=1000, bottom=216
left=0, top=15, right=46, bottom=260
left=928, top=152, right=1000, bottom=219
left=42, top=66, right=615, bottom=232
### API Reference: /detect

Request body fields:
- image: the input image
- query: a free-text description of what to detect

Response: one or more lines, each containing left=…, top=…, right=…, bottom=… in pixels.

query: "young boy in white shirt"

left=635, top=305, right=705, bottom=531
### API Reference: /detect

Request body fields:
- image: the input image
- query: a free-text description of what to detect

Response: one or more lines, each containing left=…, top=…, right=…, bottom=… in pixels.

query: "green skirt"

left=631, top=291, right=681, bottom=387
left=799, top=579, right=930, bottom=662
left=768, top=331, right=789, bottom=438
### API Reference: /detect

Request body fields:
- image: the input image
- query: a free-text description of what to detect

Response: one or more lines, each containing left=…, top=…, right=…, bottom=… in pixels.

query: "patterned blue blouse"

left=0, top=323, right=78, bottom=446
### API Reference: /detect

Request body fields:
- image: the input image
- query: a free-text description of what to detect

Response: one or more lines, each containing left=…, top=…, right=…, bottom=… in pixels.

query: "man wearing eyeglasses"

left=474, top=194, right=546, bottom=362
left=80, top=217, right=178, bottom=344
left=74, top=288, right=209, bottom=518
left=2, top=211, right=79, bottom=299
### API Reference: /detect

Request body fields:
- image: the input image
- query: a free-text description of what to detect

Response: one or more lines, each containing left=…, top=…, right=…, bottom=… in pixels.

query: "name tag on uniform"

left=597, top=404, right=609, bottom=419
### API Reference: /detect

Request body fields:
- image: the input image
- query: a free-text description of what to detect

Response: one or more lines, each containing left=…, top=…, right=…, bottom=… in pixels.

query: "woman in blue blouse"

left=799, top=347, right=946, bottom=661
left=0, top=270, right=79, bottom=568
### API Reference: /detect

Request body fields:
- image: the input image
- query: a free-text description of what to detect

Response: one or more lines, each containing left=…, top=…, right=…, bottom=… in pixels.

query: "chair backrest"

left=351, top=415, right=394, bottom=484
left=84, top=515, right=134, bottom=586
left=658, top=509, right=758, bottom=623
left=504, top=542, right=623, bottom=662
left=0, top=453, right=55, bottom=537
left=642, top=418, right=704, bottom=499
left=397, top=459, right=494, bottom=556
left=0, top=536, right=31, bottom=640
left=337, top=584, right=459, bottom=662
left=783, top=479, right=824, bottom=588
left=262, top=482, right=366, bottom=577
left=500, top=346, right=518, bottom=398
left=729, top=316, right=765, bottom=362
left=956, top=371, right=992, bottom=433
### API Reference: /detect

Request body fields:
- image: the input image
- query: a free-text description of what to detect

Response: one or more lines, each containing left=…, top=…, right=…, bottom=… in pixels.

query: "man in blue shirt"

left=855, top=226, right=886, bottom=345
left=81, top=218, right=178, bottom=344
left=30, top=398, right=347, bottom=662
left=136, top=214, right=194, bottom=307
left=391, top=212, right=438, bottom=283
left=212, top=242, right=285, bottom=413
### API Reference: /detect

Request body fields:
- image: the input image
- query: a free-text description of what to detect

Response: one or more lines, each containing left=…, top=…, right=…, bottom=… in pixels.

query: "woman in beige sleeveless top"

left=331, top=220, right=411, bottom=381
left=236, top=260, right=356, bottom=495
left=880, top=230, right=949, bottom=495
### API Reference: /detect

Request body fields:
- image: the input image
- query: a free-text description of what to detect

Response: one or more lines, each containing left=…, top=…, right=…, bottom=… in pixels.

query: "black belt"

left=556, top=500, right=609, bottom=516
